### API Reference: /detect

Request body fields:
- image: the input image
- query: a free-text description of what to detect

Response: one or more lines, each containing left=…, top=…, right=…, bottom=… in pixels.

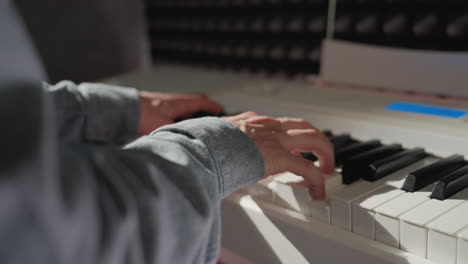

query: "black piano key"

left=342, top=144, right=404, bottom=184
left=175, top=111, right=227, bottom=122
left=190, top=111, right=227, bottom=118
left=329, top=134, right=353, bottom=149
left=362, top=148, right=428, bottom=182
left=300, top=130, right=334, bottom=162
left=402, top=154, right=466, bottom=192
left=301, top=152, right=317, bottom=162
left=323, top=130, right=333, bottom=138
left=431, top=165, right=468, bottom=200
left=335, top=139, right=382, bottom=166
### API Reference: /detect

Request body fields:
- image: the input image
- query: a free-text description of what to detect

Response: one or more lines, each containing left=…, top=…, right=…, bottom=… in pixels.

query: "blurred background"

left=15, top=0, right=468, bottom=82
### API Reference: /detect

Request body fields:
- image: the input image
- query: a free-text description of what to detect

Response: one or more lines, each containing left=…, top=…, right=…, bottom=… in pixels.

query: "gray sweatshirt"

left=0, top=2, right=264, bottom=264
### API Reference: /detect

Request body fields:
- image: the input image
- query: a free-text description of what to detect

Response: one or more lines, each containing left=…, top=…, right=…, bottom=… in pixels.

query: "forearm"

left=0, top=117, right=263, bottom=264
left=46, top=81, right=139, bottom=143
left=87, top=118, right=262, bottom=263
left=126, top=117, right=265, bottom=199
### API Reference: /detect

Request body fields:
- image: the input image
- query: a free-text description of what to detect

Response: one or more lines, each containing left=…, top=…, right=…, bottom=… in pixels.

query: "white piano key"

left=274, top=173, right=312, bottom=216
left=399, top=187, right=468, bottom=258
left=352, top=185, right=405, bottom=239
left=458, top=228, right=468, bottom=264
left=350, top=165, right=433, bottom=237
left=274, top=171, right=345, bottom=195
left=331, top=175, right=404, bottom=231
left=242, top=177, right=276, bottom=202
left=373, top=184, right=435, bottom=248
left=323, top=168, right=346, bottom=193
left=427, top=201, right=468, bottom=264
left=330, top=158, right=436, bottom=231
left=272, top=171, right=343, bottom=223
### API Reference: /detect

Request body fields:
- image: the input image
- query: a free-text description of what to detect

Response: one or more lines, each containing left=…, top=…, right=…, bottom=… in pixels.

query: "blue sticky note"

left=386, top=102, right=468, bottom=119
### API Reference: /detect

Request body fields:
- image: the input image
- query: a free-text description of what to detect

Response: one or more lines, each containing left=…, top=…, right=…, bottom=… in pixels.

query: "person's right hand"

left=223, top=112, right=335, bottom=200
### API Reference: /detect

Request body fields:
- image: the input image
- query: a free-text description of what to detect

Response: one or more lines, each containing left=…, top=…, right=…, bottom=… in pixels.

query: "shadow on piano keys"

left=222, top=130, right=468, bottom=264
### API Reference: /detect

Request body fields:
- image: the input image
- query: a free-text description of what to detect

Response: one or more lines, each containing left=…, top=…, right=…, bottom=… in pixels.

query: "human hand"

left=223, top=112, right=335, bottom=200
left=138, top=91, right=224, bottom=135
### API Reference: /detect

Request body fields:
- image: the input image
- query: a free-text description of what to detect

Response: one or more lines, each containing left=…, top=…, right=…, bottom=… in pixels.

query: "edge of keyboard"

left=222, top=191, right=432, bottom=264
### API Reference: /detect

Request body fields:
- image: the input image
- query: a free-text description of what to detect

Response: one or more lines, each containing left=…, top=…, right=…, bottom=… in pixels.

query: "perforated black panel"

left=146, top=0, right=328, bottom=75
left=335, top=0, right=468, bottom=51
left=146, top=0, right=468, bottom=75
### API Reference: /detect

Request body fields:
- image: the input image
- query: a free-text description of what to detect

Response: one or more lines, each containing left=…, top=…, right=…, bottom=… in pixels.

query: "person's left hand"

left=138, top=91, right=224, bottom=135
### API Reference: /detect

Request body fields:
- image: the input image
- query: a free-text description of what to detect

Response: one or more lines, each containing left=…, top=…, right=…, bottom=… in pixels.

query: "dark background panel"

left=146, top=0, right=468, bottom=77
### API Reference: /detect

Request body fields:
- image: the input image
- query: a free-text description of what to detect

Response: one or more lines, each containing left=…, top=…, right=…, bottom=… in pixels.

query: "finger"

left=277, top=117, right=315, bottom=130
left=279, top=129, right=335, bottom=174
left=279, top=117, right=331, bottom=139
left=235, top=111, right=259, bottom=118
left=274, top=153, right=326, bottom=200
left=170, top=97, right=224, bottom=118
left=223, top=111, right=259, bottom=122
left=277, top=118, right=333, bottom=149
left=246, top=116, right=283, bottom=129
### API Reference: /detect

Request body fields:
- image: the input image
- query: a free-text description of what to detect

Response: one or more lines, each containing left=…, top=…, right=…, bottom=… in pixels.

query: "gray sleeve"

left=0, top=116, right=264, bottom=264
left=46, top=81, right=140, bottom=143
left=0, top=4, right=264, bottom=263
left=129, top=117, right=265, bottom=198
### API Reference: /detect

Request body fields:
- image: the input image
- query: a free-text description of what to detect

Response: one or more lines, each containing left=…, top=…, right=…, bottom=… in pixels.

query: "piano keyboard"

left=219, top=95, right=468, bottom=263
left=209, top=76, right=468, bottom=263
left=218, top=96, right=468, bottom=263
left=237, top=130, right=468, bottom=264
left=106, top=64, right=468, bottom=264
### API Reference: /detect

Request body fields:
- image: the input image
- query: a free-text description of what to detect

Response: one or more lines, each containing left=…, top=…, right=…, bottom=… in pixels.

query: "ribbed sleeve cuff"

left=155, top=117, right=265, bottom=198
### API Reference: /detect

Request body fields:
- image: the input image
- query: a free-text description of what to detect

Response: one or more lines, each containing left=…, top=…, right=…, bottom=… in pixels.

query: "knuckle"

left=277, top=117, right=291, bottom=125
left=264, top=116, right=277, bottom=122
left=296, top=118, right=307, bottom=123
left=270, top=129, right=283, bottom=139
left=304, top=129, right=318, bottom=136
left=247, top=115, right=273, bottom=123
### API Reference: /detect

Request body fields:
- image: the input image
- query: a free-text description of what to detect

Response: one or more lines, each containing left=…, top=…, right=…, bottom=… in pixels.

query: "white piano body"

left=107, top=40, right=468, bottom=264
